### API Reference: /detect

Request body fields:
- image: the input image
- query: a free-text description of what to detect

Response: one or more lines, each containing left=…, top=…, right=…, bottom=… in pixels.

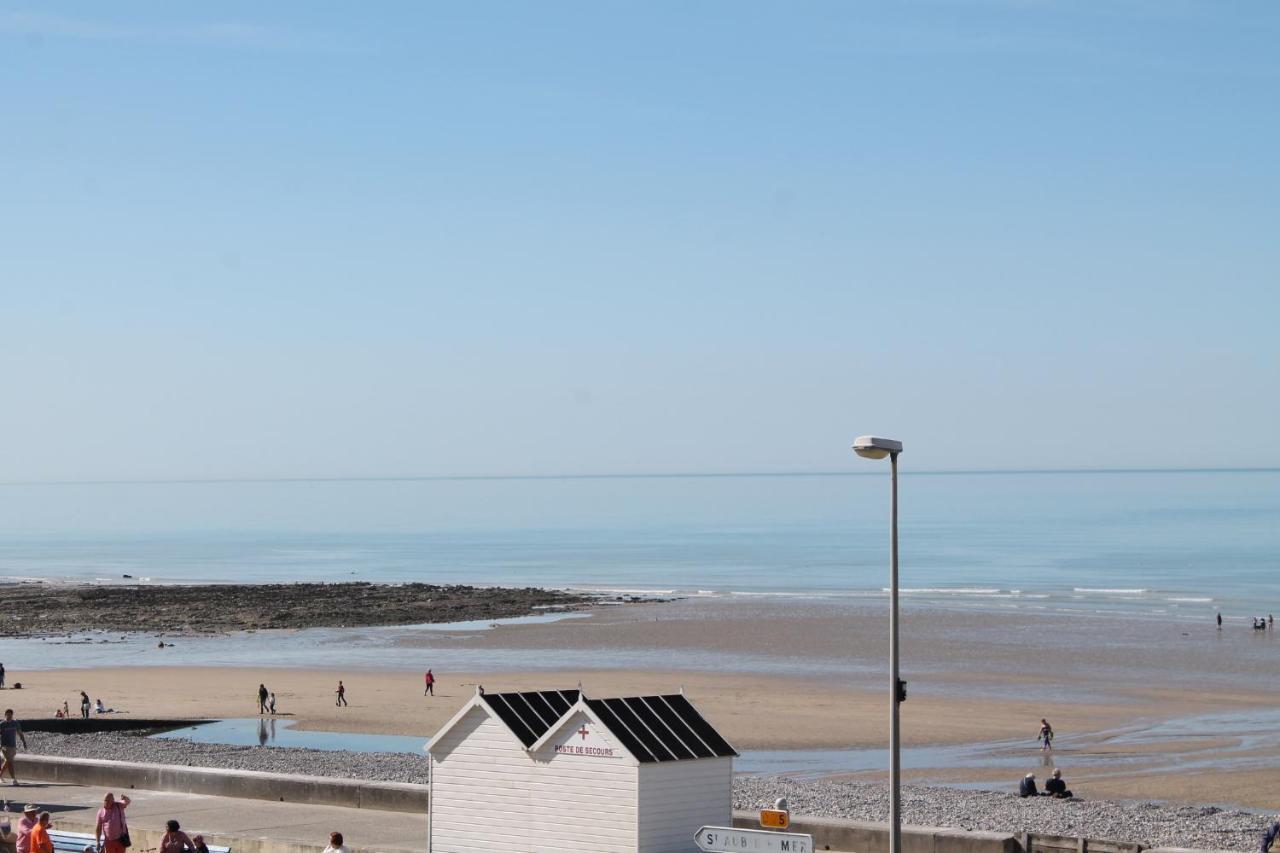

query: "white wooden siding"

left=431, top=708, right=640, bottom=853
left=636, top=757, right=732, bottom=853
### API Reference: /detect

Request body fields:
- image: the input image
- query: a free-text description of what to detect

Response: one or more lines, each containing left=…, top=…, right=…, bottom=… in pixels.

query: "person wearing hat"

left=1018, top=772, right=1038, bottom=797
left=14, top=805, right=38, bottom=853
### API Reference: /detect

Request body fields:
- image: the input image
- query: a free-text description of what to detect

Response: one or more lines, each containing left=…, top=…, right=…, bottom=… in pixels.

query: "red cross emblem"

left=577, top=725, right=590, bottom=740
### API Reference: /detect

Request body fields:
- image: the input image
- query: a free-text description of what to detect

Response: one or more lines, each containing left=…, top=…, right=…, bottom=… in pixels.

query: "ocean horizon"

left=1, top=468, right=1276, bottom=619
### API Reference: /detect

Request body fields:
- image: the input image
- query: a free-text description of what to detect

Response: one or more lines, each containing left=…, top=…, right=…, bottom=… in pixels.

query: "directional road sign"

left=694, top=826, right=814, bottom=852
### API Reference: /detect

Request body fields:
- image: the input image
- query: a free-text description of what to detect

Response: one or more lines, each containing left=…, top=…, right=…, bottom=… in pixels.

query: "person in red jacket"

left=424, top=669, right=435, bottom=696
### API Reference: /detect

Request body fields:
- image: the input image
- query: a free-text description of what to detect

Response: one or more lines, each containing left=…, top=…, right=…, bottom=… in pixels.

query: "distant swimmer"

left=1038, top=718, right=1054, bottom=751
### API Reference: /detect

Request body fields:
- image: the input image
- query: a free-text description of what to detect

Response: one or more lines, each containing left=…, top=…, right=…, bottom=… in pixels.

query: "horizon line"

left=2, top=466, right=1279, bottom=487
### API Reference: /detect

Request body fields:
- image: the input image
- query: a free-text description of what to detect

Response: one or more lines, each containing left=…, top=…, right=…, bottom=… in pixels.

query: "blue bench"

left=48, top=830, right=231, bottom=853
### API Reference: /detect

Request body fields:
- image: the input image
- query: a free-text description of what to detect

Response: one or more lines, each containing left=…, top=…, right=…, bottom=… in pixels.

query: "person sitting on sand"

left=191, top=835, right=209, bottom=853
left=1019, top=773, right=1038, bottom=797
left=94, top=699, right=112, bottom=714
left=1043, top=768, right=1073, bottom=798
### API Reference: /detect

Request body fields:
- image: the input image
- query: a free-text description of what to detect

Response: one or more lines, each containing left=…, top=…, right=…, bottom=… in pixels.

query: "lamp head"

left=852, top=435, right=903, bottom=459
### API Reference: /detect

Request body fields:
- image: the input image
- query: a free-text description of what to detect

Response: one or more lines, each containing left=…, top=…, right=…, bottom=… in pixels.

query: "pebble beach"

left=22, top=732, right=1268, bottom=851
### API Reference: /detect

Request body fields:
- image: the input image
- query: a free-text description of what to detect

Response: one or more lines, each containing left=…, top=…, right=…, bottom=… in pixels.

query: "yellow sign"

left=759, top=809, right=790, bottom=830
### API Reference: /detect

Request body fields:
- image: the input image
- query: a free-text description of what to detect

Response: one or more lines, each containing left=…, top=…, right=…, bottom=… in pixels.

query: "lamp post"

left=852, top=435, right=904, bottom=853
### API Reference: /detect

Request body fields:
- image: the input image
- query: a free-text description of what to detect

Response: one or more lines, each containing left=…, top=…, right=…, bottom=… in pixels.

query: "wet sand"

left=4, top=595, right=1279, bottom=809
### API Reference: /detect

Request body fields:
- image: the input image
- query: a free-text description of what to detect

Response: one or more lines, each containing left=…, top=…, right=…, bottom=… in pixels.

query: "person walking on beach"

left=424, top=669, right=434, bottom=697
left=1, top=709, right=29, bottom=787
left=94, top=792, right=131, bottom=853
left=257, top=683, right=269, bottom=715
left=0, top=663, right=6, bottom=689
left=335, top=681, right=347, bottom=707
left=268, top=692, right=277, bottom=715
left=79, top=692, right=90, bottom=720
left=1038, top=718, right=1054, bottom=751
left=1217, top=612, right=1223, bottom=629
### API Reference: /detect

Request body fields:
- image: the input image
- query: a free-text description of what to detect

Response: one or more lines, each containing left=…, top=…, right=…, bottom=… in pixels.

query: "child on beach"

left=268, top=693, right=277, bottom=715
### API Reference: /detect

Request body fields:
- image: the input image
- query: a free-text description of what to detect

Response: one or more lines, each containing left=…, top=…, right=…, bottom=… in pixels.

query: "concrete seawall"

left=23, top=755, right=428, bottom=813
left=23, top=757, right=1229, bottom=853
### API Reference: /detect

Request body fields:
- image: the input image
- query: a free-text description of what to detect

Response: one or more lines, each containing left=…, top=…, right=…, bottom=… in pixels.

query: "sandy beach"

left=0, top=592, right=1276, bottom=810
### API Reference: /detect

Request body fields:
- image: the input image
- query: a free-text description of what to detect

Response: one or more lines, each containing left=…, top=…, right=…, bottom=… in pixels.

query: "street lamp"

left=852, top=435, right=904, bottom=853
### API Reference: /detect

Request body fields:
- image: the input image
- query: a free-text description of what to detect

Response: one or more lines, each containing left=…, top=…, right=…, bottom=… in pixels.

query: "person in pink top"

left=423, top=669, right=434, bottom=696
left=15, top=804, right=38, bottom=853
left=94, top=792, right=131, bottom=853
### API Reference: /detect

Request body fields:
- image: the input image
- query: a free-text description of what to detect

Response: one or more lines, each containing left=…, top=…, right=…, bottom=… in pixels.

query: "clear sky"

left=2, top=1, right=1277, bottom=480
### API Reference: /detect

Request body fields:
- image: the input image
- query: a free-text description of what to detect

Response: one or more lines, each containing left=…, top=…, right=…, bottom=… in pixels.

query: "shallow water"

left=151, top=717, right=428, bottom=753
left=740, top=708, right=1280, bottom=786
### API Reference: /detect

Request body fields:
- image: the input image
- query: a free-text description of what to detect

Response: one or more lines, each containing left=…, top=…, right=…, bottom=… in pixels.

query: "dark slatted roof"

left=478, top=689, right=736, bottom=762
left=481, top=689, right=579, bottom=747
left=584, top=694, right=737, bottom=763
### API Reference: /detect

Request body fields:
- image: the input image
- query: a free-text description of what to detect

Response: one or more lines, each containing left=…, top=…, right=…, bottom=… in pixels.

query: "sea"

left=2, top=469, right=1276, bottom=605
left=0, top=469, right=1276, bottom=670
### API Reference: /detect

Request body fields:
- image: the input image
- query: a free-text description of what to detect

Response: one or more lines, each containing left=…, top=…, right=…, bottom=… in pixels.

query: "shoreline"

left=2, top=593, right=1278, bottom=816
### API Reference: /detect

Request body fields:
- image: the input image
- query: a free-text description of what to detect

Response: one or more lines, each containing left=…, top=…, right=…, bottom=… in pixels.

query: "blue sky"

left=2, top=1, right=1277, bottom=480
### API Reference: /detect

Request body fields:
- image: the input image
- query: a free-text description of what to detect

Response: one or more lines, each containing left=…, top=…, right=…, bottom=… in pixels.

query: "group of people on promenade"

left=0, top=792, right=355, bottom=853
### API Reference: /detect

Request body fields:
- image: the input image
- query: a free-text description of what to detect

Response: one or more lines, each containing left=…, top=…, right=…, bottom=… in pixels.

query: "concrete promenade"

left=11, top=780, right=425, bottom=853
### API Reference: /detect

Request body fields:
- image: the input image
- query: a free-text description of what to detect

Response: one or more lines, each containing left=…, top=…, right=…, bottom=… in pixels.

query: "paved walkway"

left=4, top=781, right=426, bottom=853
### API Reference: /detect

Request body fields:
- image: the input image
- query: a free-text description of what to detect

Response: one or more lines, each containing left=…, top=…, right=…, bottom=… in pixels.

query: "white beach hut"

left=427, top=687, right=737, bottom=853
